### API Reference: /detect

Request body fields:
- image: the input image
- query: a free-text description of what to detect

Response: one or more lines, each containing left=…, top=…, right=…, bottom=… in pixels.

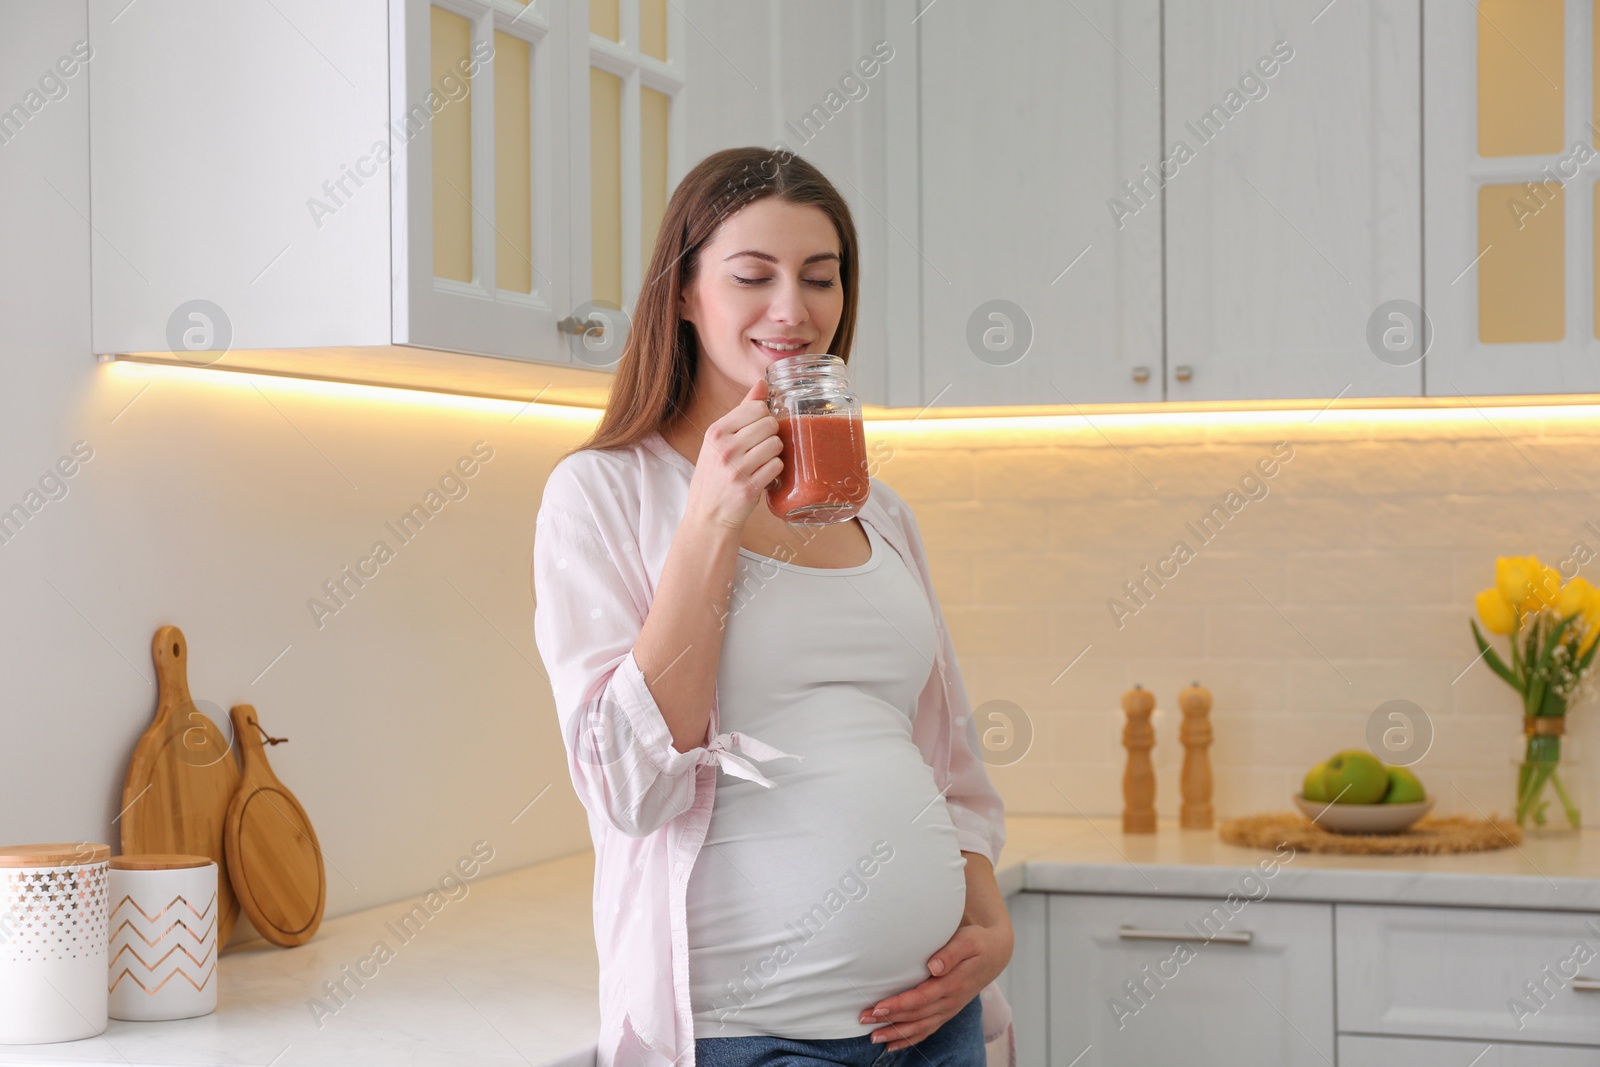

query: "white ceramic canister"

left=0, top=843, right=111, bottom=1044
left=107, top=855, right=218, bottom=1021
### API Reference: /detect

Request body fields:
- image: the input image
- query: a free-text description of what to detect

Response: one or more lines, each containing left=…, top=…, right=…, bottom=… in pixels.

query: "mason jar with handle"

left=0, top=843, right=111, bottom=1044
left=764, top=353, right=871, bottom=526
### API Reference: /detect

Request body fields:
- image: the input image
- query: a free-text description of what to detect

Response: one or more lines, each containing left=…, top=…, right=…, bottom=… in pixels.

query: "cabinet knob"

left=1174, top=365, right=1193, bottom=383
left=556, top=314, right=605, bottom=338
left=1131, top=366, right=1151, bottom=383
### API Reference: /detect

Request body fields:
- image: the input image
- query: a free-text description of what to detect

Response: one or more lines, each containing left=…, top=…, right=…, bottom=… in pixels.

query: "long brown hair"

left=566, top=147, right=860, bottom=459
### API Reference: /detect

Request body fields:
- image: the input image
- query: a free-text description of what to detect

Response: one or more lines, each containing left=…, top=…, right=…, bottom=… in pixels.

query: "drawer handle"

left=1574, top=978, right=1600, bottom=992
left=1117, top=925, right=1253, bottom=945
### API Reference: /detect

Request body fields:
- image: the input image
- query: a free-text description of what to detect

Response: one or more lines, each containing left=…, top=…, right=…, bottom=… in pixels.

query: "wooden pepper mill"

left=1121, top=685, right=1157, bottom=833
left=1179, top=682, right=1214, bottom=829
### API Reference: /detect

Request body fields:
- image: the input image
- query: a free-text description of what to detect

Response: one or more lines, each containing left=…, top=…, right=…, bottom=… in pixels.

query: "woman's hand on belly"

left=856, top=851, right=1015, bottom=1053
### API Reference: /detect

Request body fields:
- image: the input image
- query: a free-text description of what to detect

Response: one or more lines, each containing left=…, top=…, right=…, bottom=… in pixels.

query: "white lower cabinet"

left=1336, top=904, right=1600, bottom=1049
left=998, top=892, right=1049, bottom=1067
left=1340, top=1035, right=1600, bottom=1066
left=1045, top=893, right=1334, bottom=1065
left=1003, top=891, right=1600, bottom=1065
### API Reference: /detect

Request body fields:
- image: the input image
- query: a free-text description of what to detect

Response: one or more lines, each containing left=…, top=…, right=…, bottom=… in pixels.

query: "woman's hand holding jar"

left=683, top=377, right=784, bottom=532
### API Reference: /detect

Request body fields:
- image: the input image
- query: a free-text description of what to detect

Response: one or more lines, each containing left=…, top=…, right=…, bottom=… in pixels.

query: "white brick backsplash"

left=1287, top=551, right=1453, bottom=604
left=877, top=418, right=1600, bottom=822
left=976, top=447, right=1130, bottom=501
left=1366, top=605, right=1483, bottom=658
left=1203, top=605, right=1369, bottom=660
left=872, top=446, right=977, bottom=501
left=943, top=605, right=1052, bottom=657
left=1284, top=660, right=1456, bottom=718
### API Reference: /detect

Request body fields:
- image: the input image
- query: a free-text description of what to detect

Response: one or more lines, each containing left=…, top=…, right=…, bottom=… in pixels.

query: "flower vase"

left=1516, top=717, right=1580, bottom=833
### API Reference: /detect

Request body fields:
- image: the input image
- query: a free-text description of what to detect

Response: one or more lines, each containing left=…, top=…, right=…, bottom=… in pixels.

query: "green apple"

left=1382, top=765, right=1426, bottom=804
left=1302, top=760, right=1331, bottom=802
left=1323, top=750, right=1389, bottom=804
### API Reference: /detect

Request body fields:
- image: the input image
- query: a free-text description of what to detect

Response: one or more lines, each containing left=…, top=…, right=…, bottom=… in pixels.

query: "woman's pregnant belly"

left=686, top=692, right=969, bottom=1040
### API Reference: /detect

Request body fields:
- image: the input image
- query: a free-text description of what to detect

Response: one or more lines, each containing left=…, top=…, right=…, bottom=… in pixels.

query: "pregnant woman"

left=533, top=147, right=1014, bottom=1067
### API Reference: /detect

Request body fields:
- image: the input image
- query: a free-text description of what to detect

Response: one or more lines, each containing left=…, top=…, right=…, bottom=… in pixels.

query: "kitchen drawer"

left=1341, top=1034, right=1600, bottom=1065
left=1337, top=903, right=1600, bottom=1047
left=1048, top=893, right=1333, bottom=1065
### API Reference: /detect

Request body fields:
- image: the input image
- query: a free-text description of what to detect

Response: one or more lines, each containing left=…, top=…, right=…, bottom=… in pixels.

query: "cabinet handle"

left=1173, top=365, right=1193, bottom=383
left=1574, top=977, right=1600, bottom=992
left=1131, top=366, right=1151, bottom=383
left=556, top=314, right=605, bottom=338
left=1117, top=925, right=1252, bottom=945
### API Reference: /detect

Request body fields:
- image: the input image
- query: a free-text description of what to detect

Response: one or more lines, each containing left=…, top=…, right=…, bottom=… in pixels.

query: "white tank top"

left=686, top=519, right=969, bottom=1039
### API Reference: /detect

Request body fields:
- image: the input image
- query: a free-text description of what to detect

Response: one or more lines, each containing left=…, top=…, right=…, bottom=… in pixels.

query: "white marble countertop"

left=3, top=814, right=1596, bottom=1066
left=0, top=851, right=603, bottom=1067
left=997, top=814, right=1600, bottom=911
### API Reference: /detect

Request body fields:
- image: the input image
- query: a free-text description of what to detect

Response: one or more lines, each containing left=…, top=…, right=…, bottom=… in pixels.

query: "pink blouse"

left=532, top=429, right=1014, bottom=1067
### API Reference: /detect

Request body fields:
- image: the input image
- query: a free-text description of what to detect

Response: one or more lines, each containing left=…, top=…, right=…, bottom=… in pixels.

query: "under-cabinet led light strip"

left=103, top=359, right=1600, bottom=434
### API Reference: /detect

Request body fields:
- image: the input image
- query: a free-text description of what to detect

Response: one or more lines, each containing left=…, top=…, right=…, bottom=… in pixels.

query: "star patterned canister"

left=0, top=843, right=111, bottom=1044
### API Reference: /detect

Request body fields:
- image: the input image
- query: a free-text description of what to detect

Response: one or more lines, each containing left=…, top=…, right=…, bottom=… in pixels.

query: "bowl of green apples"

left=1293, top=749, right=1432, bottom=834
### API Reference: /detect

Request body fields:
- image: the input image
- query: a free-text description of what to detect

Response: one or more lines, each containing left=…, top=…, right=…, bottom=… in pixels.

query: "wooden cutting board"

left=224, top=704, right=325, bottom=947
left=120, top=625, right=242, bottom=946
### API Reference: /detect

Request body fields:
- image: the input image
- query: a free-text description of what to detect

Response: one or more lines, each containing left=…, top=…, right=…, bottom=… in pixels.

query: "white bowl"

left=1292, top=794, right=1434, bottom=834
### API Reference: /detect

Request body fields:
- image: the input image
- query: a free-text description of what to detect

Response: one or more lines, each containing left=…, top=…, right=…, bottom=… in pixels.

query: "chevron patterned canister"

left=0, top=843, right=111, bottom=1044
left=107, top=855, right=218, bottom=1022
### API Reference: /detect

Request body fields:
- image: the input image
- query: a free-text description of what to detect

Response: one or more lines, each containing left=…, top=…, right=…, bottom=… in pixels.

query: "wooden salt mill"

left=1121, top=685, right=1157, bottom=833
left=1179, top=682, right=1214, bottom=829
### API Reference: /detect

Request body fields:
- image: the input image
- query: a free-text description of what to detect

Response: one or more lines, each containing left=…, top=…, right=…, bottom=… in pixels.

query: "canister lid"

left=0, top=843, right=111, bottom=867
left=109, top=853, right=213, bottom=871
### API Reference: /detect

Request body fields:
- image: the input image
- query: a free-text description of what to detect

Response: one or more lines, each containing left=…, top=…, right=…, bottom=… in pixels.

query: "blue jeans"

left=693, top=993, right=985, bottom=1067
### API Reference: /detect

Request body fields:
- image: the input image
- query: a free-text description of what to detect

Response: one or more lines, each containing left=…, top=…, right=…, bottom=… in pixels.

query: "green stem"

left=1511, top=613, right=1525, bottom=686
left=1550, top=769, right=1582, bottom=828
left=1525, top=618, right=1545, bottom=717
left=1517, top=761, right=1555, bottom=825
left=1525, top=734, right=1563, bottom=763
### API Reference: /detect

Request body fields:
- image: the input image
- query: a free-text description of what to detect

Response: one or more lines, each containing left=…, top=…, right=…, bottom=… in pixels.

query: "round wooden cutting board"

left=120, top=626, right=242, bottom=945
left=223, top=704, right=325, bottom=947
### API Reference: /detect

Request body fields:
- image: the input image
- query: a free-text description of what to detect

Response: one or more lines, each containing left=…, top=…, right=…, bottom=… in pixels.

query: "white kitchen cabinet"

left=888, top=0, right=1163, bottom=409
left=88, top=0, right=387, bottom=355
left=89, top=0, right=585, bottom=366
left=1337, top=903, right=1600, bottom=1048
left=1162, top=0, right=1422, bottom=402
left=998, top=892, right=1048, bottom=1067
left=394, top=0, right=583, bottom=363
left=1341, top=1035, right=1600, bottom=1066
left=1422, top=0, right=1600, bottom=396
left=679, top=0, right=897, bottom=408
left=1046, top=893, right=1335, bottom=1065
left=87, top=0, right=900, bottom=403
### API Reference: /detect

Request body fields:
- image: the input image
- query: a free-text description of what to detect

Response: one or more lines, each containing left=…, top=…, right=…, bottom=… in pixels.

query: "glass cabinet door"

left=1424, top=0, right=1600, bottom=395
left=393, top=0, right=572, bottom=364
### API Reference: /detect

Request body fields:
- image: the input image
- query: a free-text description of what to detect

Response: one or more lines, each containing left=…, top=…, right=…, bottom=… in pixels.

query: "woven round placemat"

left=1217, top=812, right=1522, bottom=855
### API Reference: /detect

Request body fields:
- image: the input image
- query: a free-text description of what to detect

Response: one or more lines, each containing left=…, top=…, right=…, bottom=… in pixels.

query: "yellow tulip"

left=1497, top=555, right=1561, bottom=612
left=1532, top=563, right=1563, bottom=610
left=1496, top=556, right=1540, bottom=610
left=1556, top=576, right=1594, bottom=618
left=1476, top=586, right=1518, bottom=635
left=1582, top=592, right=1600, bottom=657
left=1587, top=583, right=1600, bottom=619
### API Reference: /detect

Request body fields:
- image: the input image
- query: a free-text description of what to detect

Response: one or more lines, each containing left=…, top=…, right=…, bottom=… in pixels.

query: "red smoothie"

left=768, top=411, right=870, bottom=523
